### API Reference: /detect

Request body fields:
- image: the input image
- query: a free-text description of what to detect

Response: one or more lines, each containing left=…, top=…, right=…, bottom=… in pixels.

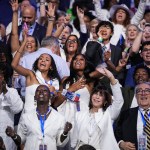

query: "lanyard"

left=45, top=80, right=53, bottom=86
left=139, top=109, right=150, bottom=127
left=36, top=107, right=50, bottom=138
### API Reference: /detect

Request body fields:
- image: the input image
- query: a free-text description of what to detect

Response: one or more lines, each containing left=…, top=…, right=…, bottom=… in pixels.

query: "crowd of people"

left=0, top=0, right=150, bottom=149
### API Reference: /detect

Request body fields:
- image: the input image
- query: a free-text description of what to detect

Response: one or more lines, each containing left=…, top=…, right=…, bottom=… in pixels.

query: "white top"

left=24, top=84, right=39, bottom=113
left=94, top=0, right=147, bottom=46
left=0, top=86, right=23, bottom=150
left=17, top=108, right=69, bottom=150
left=71, top=109, right=120, bottom=150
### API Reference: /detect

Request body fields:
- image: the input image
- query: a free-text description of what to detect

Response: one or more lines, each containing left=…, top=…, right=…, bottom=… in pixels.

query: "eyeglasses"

left=67, top=39, right=77, bottom=44
left=136, top=88, right=150, bottom=95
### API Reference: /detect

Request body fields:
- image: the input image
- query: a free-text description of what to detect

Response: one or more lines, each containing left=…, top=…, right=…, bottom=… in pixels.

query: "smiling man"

left=125, top=41, right=150, bottom=87
left=115, top=82, right=150, bottom=150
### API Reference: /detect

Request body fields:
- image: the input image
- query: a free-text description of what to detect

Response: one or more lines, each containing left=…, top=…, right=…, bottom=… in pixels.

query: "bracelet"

left=12, top=134, right=17, bottom=140
left=48, top=16, right=55, bottom=22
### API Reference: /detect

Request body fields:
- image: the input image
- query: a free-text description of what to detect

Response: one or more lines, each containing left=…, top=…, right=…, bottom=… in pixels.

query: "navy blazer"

left=85, top=41, right=122, bottom=68
left=115, top=107, right=139, bottom=150
left=18, top=22, right=46, bottom=44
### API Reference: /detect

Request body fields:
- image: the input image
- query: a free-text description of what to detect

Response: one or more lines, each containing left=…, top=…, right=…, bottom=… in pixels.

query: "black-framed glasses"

left=136, top=88, right=150, bottom=95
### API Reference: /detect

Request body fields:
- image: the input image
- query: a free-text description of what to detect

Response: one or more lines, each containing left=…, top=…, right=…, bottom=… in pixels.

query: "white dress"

left=0, top=87, right=23, bottom=150
left=17, top=108, right=68, bottom=150
left=24, top=84, right=39, bottom=113
left=57, top=87, right=90, bottom=133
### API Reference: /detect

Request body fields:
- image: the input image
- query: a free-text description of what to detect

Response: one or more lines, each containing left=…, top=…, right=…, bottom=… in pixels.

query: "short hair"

left=135, top=82, right=150, bottom=94
left=133, top=64, right=150, bottom=78
left=141, top=41, right=150, bottom=52
left=78, top=144, right=96, bottom=150
left=96, top=21, right=114, bottom=35
left=144, top=9, right=150, bottom=16
left=41, top=36, right=59, bottom=48
left=89, top=84, right=112, bottom=111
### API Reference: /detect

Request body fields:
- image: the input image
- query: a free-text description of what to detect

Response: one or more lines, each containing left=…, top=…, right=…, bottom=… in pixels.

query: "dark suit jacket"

left=85, top=41, right=122, bottom=68
left=115, top=107, right=139, bottom=149
left=18, top=22, right=46, bottom=44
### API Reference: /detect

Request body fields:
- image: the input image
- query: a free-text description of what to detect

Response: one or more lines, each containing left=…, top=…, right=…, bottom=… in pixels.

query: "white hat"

left=109, top=4, right=134, bottom=19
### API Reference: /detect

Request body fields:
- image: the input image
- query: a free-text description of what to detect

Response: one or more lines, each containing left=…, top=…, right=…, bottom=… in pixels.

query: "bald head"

left=22, top=6, right=36, bottom=27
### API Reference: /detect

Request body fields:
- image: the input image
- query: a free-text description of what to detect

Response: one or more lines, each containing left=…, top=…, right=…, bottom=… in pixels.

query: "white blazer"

left=17, top=108, right=69, bottom=150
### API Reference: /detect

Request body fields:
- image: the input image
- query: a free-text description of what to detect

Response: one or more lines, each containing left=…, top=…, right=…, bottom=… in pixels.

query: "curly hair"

left=32, top=54, right=61, bottom=83
left=112, top=8, right=130, bottom=27
left=89, top=85, right=112, bottom=111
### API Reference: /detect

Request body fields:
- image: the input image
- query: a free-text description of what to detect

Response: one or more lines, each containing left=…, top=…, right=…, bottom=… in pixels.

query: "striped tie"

left=144, top=110, right=150, bottom=149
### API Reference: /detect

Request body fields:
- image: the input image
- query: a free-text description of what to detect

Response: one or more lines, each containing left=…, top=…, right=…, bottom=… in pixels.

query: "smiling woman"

left=70, top=70, right=122, bottom=150
left=11, top=32, right=60, bottom=113
left=63, top=35, right=82, bottom=66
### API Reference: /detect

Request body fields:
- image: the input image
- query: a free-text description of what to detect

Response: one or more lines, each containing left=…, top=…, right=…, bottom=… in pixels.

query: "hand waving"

left=10, top=0, right=19, bottom=12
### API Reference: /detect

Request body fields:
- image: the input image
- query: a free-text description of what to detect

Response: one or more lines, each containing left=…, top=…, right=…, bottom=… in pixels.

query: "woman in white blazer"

left=71, top=68, right=121, bottom=150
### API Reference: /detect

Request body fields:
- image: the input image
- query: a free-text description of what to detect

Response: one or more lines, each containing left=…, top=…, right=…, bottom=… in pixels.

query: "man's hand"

left=119, top=141, right=136, bottom=150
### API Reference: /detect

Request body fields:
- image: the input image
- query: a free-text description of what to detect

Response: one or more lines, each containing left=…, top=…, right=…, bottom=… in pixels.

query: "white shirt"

left=137, top=108, right=150, bottom=145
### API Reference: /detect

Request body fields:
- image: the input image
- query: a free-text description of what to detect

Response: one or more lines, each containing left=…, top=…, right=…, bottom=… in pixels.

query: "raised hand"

left=76, top=6, right=84, bottom=20
left=63, top=122, right=72, bottom=133
left=10, top=0, right=19, bottom=12
left=5, top=126, right=16, bottom=138
left=139, top=19, right=146, bottom=31
left=46, top=2, right=56, bottom=17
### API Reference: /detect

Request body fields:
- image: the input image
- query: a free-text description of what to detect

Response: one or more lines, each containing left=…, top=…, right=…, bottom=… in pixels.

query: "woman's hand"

left=46, top=2, right=56, bottom=18
left=96, top=68, right=117, bottom=85
left=67, top=78, right=86, bottom=92
left=10, top=0, right=19, bottom=12
left=76, top=6, right=84, bottom=21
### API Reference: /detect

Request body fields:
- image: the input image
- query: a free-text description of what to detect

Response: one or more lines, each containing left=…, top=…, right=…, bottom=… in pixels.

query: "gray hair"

left=41, top=36, right=59, bottom=48
left=134, top=82, right=150, bottom=94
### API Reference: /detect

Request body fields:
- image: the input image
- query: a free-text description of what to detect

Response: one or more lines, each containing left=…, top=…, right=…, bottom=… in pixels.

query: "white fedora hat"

left=109, top=4, right=134, bottom=19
